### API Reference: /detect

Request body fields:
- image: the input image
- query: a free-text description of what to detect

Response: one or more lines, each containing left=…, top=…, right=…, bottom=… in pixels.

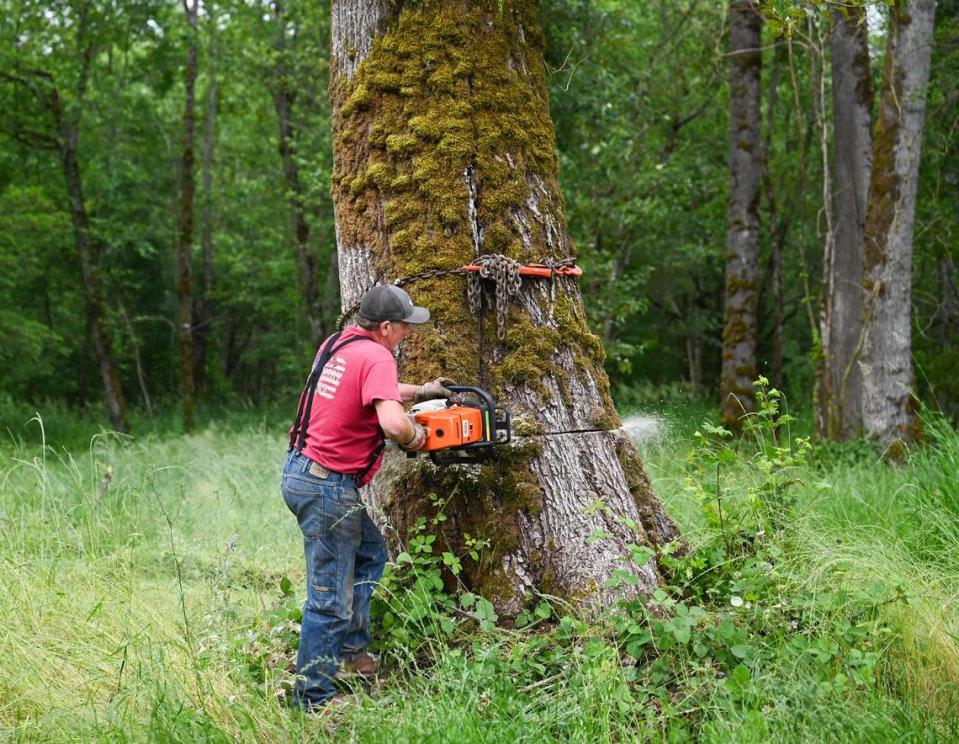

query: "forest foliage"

left=0, top=0, right=956, bottom=424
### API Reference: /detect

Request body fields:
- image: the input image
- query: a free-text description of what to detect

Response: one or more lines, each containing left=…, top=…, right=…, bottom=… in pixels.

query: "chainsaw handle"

left=444, top=384, right=495, bottom=412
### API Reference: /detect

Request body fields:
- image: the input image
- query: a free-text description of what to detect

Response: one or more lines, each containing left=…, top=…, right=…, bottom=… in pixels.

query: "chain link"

left=336, top=255, right=577, bottom=339
left=466, top=254, right=523, bottom=340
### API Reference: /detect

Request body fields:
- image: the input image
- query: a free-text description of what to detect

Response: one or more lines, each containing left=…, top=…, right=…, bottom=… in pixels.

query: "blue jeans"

left=281, top=451, right=387, bottom=707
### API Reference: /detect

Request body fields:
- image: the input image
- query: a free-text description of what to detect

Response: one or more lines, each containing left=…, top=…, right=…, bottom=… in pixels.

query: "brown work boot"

left=337, top=652, right=378, bottom=679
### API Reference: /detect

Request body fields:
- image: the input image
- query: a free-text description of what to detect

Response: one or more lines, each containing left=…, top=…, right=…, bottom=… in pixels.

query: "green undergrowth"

left=1, top=387, right=958, bottom=741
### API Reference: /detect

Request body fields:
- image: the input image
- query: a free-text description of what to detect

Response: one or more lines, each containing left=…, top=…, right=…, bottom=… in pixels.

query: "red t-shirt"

left=296, top=327, right=401, bottom=485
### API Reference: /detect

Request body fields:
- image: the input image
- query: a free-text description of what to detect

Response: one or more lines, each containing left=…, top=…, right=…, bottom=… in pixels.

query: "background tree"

left=914, top=0, right=958, bottom=417
left=192, top=0, right=220, bottom=395
left=543, top=1, right=728, bottom=394
left=0, top=0, right=129, bottom=430
left=861, top=0, right=938, bottom=450
left=175, top=0, right=199, bottom=431
left=818, top=6, right=872, bottom=441
left=329, top=0, right=679, bottom=615
left=720, top=0, right=762, bottom=430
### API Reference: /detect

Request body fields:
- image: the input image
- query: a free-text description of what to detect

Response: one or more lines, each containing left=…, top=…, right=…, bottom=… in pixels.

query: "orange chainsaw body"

left=414, top=405, right=487, bottom=452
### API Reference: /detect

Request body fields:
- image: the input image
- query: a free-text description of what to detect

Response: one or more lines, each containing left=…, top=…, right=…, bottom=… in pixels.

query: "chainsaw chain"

left=336, top=254, right=577, bottom=340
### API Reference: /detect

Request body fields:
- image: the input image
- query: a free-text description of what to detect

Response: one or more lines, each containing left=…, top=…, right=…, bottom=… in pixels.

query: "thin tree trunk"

left=720, top=0, right=762, bottom=430
left=937, top=253, right=958, bottom=413
left=60, top=119, right=128, bottom=432
left=119, top=302, right=153, bottom=419
left=194, top=9, right=218, bottom=395
left=820, top=7, right=871, bottom=440
left=47, top=10, right=127, bottom=432
left=861, top=0, right=937, bottom=452
left=771, top=232, right=784, bottom=391
left=274, top=0, right=323, bottom=348
left=760, top=43, right=786, bottom=394
left=176, top=0, right=199, bottom=431
left=330, top=0, right=679, bottom=617
left=688, top=333, right=703, bottom=392
left=940, top=254, right=958, bottom=347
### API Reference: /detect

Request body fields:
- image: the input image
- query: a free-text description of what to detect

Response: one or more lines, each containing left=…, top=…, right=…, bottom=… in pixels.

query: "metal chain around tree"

left=336, top=254, right=582, bottom=340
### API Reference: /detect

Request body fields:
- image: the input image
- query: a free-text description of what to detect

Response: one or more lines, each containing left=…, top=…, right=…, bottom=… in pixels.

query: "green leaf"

left=671, top=625, right=691, bottom=644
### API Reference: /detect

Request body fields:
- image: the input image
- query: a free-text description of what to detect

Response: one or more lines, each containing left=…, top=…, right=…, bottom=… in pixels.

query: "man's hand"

left=413, top=377, right=455, bottom=404
left=399, top=418, right=427, bottom=452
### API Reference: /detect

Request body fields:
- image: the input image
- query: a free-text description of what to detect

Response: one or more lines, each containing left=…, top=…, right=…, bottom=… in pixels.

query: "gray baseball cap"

left=359, top=285, right=431, bottom=324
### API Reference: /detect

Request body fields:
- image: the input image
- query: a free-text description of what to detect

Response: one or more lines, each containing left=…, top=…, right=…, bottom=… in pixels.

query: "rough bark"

left=329, top=0, right=679, bottom=617
left=720, top=0, right=762, bottom=430
left=274, top=0, right=324, bottom=347
left=176, top=0, right=199, bottom=431
left=861, top=0, right=937, bottom=452
left=819, top=8, right=871, bottom=440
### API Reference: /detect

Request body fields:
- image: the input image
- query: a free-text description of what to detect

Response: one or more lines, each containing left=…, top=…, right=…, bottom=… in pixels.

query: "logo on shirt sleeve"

left=316, top=356, right=347, bottom=399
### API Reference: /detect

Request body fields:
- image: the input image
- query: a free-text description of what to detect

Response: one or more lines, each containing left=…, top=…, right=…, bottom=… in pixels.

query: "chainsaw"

left=408, top=385, right=512, bottom=465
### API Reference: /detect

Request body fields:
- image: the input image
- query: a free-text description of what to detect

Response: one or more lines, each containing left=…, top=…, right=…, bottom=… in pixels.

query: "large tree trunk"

left=274, top=0, right=324, bottom=347
left=720, top=0, right=762, bottom=430
left=329, top=0, right=679, bottom=617
left=176, top=0, right=199, bottom=431
left=819, top=8, right=872, bottom=441
left=861, top=0, right=937, bottom=452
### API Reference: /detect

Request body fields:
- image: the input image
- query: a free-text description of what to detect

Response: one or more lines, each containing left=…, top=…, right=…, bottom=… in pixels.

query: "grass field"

left=2, top=398, right=958, bottom=742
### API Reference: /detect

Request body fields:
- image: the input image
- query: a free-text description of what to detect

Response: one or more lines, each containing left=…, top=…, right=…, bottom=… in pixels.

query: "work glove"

left=399, top=418, right=428, bottom=452
left=413, top=377, right=455, bottom=404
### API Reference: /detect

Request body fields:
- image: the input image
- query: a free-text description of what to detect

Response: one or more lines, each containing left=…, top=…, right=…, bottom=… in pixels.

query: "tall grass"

left=1, top=407, right=957, bottom=741
left=644, top=403, right=959, bottom=737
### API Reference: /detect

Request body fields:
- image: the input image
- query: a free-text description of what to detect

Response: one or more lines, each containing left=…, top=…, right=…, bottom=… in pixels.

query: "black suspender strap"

left=290, top=332, right=341, bottom=451
left=355, top=439, right=386, bottom=483
left=289, top=331, right=388, bottom=481
left=292, top=332, right=375, bottom=452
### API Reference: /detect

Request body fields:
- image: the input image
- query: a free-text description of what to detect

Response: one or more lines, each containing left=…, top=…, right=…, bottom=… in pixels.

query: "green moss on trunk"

left=388, top=439, right=544, bottom=606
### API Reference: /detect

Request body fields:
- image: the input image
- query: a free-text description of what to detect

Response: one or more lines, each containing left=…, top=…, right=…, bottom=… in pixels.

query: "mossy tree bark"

left=329, top=0, right=679, bottom=617
left=818, top=7, right=872, bottom=441
left=861, top=0, right=936, bottom=452
left=720, top=0, right=762, bottom=431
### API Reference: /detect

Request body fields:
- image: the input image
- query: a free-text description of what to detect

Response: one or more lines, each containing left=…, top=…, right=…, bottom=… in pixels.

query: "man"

left=281, top=284, right=452, bottom=710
